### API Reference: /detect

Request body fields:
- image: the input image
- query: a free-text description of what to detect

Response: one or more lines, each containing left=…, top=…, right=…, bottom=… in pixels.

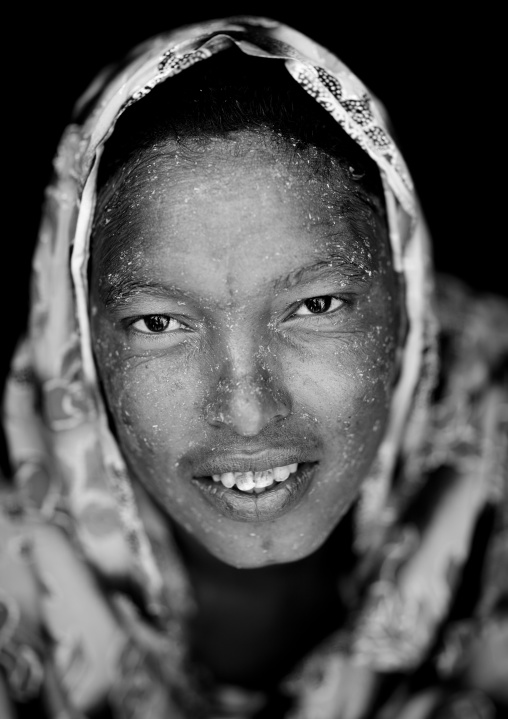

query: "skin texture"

left=90, top=131, right=403, bottom=569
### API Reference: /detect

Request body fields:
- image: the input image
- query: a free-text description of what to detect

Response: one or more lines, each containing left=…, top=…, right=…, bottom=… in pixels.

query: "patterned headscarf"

left=2, top=17, right=506, bottom=719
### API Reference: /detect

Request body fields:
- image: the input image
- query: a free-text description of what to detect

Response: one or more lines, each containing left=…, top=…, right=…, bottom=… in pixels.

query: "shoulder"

left=429, top=275, right=508, bottom=709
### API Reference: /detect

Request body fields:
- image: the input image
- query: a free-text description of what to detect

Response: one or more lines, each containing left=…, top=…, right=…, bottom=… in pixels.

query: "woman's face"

left=90, top=133, right=402, bottom=568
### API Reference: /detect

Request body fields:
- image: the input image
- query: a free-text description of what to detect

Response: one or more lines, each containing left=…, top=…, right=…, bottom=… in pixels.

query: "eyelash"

left=289, top=295, right=347, bottom=318
left=129, top=315, right=188, bottom=334
left=128, top=295, right=349, bottom=335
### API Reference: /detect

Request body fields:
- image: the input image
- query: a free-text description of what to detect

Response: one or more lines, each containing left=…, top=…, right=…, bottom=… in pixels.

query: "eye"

left=293, top=296, right=344, bottom=316
left=130, top=315, right=186, bottom=334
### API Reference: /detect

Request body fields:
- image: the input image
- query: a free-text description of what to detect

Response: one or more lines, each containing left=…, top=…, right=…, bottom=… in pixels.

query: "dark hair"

left=95, top=46, right=385, bottom=220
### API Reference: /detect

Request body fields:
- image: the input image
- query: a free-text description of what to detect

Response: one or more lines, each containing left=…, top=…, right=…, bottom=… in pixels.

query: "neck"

left=133, top=477, right=359, bottom=688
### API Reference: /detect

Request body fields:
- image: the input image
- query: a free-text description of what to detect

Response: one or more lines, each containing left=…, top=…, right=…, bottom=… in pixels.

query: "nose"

left=204, top=357, right=290, bottom=437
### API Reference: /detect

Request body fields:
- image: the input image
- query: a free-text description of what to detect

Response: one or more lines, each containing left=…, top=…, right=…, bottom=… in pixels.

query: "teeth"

left=273, top=465, right=290, bottom=482
left=235, top=472, right=256, bottom=491
left=219, top=472, right=235, bottom=488
left=253, top=470, right=274, bottom=488
left=211, top=463, right=299, bottom=493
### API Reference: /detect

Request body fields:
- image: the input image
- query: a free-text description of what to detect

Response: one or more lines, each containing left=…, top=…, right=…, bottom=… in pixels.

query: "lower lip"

left=191, top=462, right=317, bottom=523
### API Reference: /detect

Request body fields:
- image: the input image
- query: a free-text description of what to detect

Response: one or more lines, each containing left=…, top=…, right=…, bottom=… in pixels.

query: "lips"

left=193, top=448, right=309, bottom=477
left=191, top=460, right=318, bottom=522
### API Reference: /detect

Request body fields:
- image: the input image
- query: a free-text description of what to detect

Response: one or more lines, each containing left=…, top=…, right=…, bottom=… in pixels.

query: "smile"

left=192, top=462, right=318, bottom=522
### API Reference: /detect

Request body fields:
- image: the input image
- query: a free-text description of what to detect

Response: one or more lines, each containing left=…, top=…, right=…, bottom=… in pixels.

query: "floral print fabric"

left=1, top=16, right=507, bottom=719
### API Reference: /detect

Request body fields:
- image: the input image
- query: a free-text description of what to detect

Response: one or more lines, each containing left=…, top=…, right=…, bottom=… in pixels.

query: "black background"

left=2, top=3, right=503, bottom=397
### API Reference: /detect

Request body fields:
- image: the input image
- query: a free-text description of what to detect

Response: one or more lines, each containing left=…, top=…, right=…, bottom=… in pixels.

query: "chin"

left=204, top=520, right=334, bottom=569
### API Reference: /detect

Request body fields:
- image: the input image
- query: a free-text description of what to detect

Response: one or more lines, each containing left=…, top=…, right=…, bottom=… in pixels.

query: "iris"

left=303, top=297, right=332, bottom=313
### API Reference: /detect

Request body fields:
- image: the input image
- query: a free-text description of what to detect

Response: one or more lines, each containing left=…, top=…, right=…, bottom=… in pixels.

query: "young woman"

left=1, top=16, right=506, bottom=719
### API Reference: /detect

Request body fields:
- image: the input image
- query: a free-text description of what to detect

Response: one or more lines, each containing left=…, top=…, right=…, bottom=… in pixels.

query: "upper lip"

left=193, top=448, right=317, bottom=477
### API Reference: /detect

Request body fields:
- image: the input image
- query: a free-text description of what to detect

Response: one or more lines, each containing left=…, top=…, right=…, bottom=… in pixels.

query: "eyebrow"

left=99, top=254, right=373, bottom=310
left=273, top=257, right=373, bottom=293
left=100, top=277, right=191, bottom=309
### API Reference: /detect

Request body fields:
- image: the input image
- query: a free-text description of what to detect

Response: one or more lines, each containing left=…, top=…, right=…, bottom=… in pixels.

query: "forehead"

left=92, top=133, right=388, bottom=299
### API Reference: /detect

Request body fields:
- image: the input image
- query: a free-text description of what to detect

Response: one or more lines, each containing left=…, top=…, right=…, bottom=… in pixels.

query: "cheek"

left=93, top=329, right=201, bottom=469
left=279, top=303, right=399, bottom=520
left=284, top=325, right=397, bottom=432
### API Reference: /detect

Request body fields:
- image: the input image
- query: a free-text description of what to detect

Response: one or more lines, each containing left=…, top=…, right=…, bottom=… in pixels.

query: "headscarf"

left=1, top=16, right=506, bottom=719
